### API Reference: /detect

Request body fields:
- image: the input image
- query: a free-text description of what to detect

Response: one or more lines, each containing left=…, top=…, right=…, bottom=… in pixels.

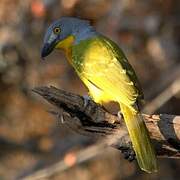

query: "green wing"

left=102, top=36, right=144, bottom=99
left=72, top=36, right=143, bottom=107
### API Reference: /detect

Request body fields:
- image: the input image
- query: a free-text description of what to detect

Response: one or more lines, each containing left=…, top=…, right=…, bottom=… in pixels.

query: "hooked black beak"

left=41, top=41, right=57, bottom=59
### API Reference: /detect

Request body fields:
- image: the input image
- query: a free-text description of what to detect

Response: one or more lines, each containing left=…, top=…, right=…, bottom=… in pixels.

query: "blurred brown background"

left=0, top=0, right=179, bottom=179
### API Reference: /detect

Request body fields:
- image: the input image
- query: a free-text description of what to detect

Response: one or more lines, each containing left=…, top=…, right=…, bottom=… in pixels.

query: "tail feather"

left=120, top=103, right=158, bottom=173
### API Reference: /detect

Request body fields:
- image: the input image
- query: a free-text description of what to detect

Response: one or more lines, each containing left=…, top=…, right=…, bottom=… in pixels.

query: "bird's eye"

left=53, top=27, right=61, bottom=34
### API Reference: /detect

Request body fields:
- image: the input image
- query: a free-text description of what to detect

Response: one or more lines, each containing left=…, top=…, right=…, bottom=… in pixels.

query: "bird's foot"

left=117, top=111, right=124, bottom=122
left=82, top=95, right=92, bottom=108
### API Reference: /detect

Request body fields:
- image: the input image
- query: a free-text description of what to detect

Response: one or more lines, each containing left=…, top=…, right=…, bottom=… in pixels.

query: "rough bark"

left=33, top=86, right=180, bottom=159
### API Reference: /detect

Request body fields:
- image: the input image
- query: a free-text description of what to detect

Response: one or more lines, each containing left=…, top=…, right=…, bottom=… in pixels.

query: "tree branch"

left=33, top=86, right=180, bottom=159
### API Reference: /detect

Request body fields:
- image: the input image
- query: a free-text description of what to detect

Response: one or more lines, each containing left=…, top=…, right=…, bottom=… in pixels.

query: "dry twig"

left=23, top=86, right=180, bottom=179
left=32, top=86, right=180, bottom=158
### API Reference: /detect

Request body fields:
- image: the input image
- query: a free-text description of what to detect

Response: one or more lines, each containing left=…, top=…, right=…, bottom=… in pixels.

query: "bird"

left=41, top=17, right=158, bottom=173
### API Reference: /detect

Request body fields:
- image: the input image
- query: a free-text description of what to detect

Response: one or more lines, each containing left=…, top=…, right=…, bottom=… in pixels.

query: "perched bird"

left=41, top=17, right=158, bottom=173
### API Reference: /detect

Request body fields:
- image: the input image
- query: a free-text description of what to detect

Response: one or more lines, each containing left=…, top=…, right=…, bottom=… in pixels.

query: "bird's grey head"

left=41, top=17, right=96, bottom=58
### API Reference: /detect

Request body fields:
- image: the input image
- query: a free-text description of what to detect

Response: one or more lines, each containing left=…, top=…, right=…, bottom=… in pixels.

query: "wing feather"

left=72, top=36, right=142, bottom=106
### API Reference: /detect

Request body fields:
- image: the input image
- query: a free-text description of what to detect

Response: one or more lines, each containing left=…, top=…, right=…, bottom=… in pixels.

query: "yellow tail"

left=120, top=103, right=158, bottom=173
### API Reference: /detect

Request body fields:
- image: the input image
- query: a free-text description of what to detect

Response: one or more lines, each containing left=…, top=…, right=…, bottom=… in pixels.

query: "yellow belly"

left=81, top=76, right=114, bottom=104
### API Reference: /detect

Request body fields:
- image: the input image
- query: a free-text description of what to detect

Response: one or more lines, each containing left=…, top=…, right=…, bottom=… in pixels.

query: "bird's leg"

left=117, top=111, right=123, bottom=122
left=82, top=94, right=92, bottom=108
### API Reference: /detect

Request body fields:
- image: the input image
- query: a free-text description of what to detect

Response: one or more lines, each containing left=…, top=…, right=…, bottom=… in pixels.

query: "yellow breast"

left=55, top=35, right=75, bottom=63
